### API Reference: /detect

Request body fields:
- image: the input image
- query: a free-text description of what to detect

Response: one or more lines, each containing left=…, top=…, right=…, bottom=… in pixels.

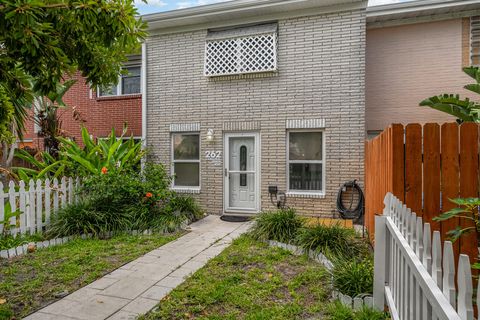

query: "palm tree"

left=420, top=66, right=480, bottom=122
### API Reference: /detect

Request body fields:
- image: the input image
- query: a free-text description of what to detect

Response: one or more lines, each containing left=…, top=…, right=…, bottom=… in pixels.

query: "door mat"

left=220, top=215, right=251, bottom=222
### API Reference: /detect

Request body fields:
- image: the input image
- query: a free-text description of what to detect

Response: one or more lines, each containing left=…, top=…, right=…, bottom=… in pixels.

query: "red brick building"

left=22, top=57, right=142, bottom=150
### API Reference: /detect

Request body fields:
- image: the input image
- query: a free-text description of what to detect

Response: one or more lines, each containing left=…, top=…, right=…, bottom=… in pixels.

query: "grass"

left=0, top=232, right=183, bottom=319
left=140, top=235, right=330, bottom=320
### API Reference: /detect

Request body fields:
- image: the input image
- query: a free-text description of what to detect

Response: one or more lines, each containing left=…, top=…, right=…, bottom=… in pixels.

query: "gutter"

left=141, top=42, right=147, bottom=153
left=143, top=0, right=367, bottom=34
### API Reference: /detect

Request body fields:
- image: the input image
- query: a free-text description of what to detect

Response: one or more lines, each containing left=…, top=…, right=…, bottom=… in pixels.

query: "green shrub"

left=48, top=202, right=132, bottom=237
left=295, top=223, right=367, bottom=258
left=332, top=258, right=374, bottom=297
left=165, top=196, right=204, bottom=221
left=327, top=301, right=387, bottom=320
left=47, top=163, right=203, bottom=237
left=250, top=208, right=304, bottom=243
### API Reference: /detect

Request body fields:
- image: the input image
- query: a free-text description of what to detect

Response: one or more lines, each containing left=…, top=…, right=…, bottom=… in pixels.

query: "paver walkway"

left=25, top=216, right=251, bottom=320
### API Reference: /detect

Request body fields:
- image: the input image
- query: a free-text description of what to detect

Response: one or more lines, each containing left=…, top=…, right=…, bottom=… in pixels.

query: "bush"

left=164, top=196, right=204, bottom=221
left=332, top=258, right=374, bottom=297
left=48, top=202, right=132, bottom=237
left=327, top=301, right=387, bottom=320
left=47, top=163, right=203, bottom=237
left=295, top=223, right=367, bottom=258
left=250, top=208, right=304, bottom=243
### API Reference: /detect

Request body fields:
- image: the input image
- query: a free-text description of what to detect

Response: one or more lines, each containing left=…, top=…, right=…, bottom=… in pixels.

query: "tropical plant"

left=332, top=258, right=374, bottom=297
left=1, top=202, right=21, bottom=236
left=295, top=223, right=368, bottom=258
left=250, top=208, right=304, bottom=243
left=33, top=80, right=77, bottom=157
left=13, top=126, right=145, bottom=179
left=433, top=198, right=480, bottom=245
left=420, top=66, right=480, bottom=122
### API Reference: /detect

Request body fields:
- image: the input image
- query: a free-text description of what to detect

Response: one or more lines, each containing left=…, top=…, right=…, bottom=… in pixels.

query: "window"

left=172, top=133, right=200, bottom=188
left=98, top=65, right=141, bottom=97
left=204, top=23, right=278, bottom=77
left=288, top=131, right=324, bottom=193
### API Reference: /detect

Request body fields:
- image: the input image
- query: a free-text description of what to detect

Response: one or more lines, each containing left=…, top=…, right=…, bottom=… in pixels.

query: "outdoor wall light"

left=206, top=128, right=214, bottom=141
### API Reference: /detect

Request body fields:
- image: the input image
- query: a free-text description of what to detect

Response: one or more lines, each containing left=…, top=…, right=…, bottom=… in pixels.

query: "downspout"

left=141, top=41, right=147, bottom=165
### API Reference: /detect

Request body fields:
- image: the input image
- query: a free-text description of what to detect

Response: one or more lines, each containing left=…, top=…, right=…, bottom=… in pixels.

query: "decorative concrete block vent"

left=0, top=229, right=156, bottom=259
left=267, top=240, right=373, bottom=310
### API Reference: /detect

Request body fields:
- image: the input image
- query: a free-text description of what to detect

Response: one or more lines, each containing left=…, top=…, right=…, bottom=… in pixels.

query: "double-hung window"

left=172, top=133, right=200, bottom=188
left=98, top=65, right=141, bottom=97
left=287, top=131, right=325, bottom=194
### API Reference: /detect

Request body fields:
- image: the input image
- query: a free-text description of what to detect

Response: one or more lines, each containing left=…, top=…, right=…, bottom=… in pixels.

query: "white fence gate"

left=374, top=193, right=479, bottom=320
left=0, top=177, right=79, bottom=236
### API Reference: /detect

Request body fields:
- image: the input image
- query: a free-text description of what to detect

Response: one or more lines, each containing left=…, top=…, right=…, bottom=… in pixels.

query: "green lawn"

left=141, top=236, right=331, bottom=320
left=0, top=232, right=183, bottom=319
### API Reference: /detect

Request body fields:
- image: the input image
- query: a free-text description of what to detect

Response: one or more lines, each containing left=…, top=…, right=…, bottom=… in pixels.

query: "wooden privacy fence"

left=374, top=193, right=477, bottom=320
left=0, top=177, right=79, bottom=236
left=365, top=122, right=479, bottom=261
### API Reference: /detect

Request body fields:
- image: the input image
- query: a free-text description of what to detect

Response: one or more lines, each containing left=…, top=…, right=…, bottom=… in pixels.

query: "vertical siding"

left=147, top=9, right=366, bottom=216
left=366, top=19, right=472, bottom=132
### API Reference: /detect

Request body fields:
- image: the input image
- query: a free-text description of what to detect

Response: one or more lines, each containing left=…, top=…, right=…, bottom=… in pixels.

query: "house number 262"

left=205, top=151, right=222, bottom=160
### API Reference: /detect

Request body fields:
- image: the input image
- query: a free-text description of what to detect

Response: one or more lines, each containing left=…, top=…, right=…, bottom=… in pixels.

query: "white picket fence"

left=373, top=192, right=478, bottom=320
left=0, top=177, right=79, bottom=236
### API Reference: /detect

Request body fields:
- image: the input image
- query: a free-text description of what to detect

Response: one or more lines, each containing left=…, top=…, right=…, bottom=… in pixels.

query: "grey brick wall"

left=146, top=9, right=366, bottom=216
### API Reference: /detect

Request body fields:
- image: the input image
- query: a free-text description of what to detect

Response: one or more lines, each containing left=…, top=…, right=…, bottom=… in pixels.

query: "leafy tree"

left=0, top=0, right=147, bottom=140
left=420, top=66, right=480, bottom=122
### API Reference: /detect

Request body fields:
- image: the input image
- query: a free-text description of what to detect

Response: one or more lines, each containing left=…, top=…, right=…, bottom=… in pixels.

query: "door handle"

left=225, top=168, right=228, bottom=177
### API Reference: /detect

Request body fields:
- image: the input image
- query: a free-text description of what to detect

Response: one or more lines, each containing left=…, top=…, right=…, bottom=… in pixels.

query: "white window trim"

left=171, top=132, right=201, bottom=191
left=286, top=129, right=326, bottom=196
left=97, top=65, right=141, bottom=97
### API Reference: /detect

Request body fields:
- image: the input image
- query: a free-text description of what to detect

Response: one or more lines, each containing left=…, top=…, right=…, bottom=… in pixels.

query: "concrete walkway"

left=25, top=216, right=251, bottom=320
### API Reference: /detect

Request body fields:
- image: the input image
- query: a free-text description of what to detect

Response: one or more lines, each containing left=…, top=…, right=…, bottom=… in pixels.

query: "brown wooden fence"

left=365, top=123, right=479, bottom=262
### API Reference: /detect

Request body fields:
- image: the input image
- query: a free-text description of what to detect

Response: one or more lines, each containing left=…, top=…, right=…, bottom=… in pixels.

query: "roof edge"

left=143, top=0, right=366, bottom=33
left=367, top=0, right=480, bottom=23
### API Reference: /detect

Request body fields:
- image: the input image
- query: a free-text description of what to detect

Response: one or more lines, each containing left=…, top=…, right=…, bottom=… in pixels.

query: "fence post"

left=374, top=214, right=388, bottom=310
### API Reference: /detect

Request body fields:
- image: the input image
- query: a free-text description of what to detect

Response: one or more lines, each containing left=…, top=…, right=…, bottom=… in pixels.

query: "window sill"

left=286, top=192, right=326, bottom=199
left=172, top=187, right=201, bottom=194
left=96, top=93, right=141, bottom=101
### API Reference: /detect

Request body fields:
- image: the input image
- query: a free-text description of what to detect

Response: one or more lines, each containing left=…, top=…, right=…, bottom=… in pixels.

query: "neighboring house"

left=21, top=55, right=142, bottom=149
left=143, top=0, right=367, bottom=216
left=366, top=0, right=480, bottom=136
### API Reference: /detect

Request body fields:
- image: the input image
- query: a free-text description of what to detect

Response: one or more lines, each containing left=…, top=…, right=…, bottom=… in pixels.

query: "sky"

left=135, top=0, right=415, bottom=15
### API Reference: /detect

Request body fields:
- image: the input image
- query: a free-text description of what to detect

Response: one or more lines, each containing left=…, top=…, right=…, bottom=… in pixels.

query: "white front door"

left=224, top=133, right=259, bottom=213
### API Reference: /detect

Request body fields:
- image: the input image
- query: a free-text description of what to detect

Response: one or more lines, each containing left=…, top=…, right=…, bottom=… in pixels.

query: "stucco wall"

left=366, top=19, right=472, bottom=132
left=146, top=9, right=366, bottom=216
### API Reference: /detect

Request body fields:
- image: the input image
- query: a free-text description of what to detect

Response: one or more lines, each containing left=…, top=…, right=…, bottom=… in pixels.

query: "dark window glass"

left=240, top=145, right=247, bottom=187
left=121, top=66, right=141, bottom=94
left=174, top=163, right=200, bottom=187
left=289, top=163, right=322, bottom=191
left=289, top=132, right=322, bottom=161
left=173, top=134, right=200, bottom=160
